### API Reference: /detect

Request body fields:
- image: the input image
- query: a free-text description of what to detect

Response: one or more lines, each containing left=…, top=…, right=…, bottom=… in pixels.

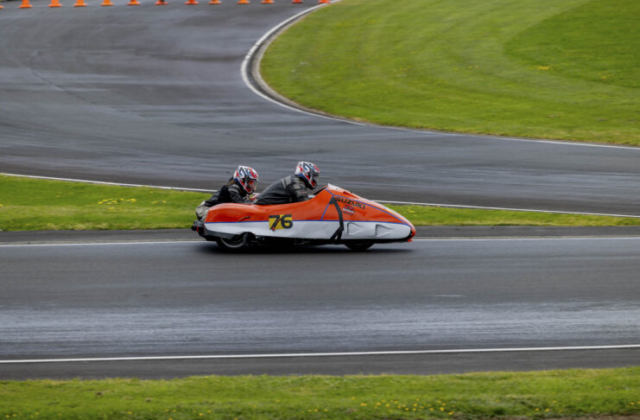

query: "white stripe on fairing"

left=2, top=344, right=640, bottom=364
left=204, top=220, right=412, bottom=240
left=4, top=172, right=640, bottom=218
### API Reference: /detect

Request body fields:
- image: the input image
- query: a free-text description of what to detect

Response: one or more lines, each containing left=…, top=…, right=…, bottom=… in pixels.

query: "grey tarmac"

left=0, top=3, right=639, bottom=215
left=3, top=225, right=640, bottom=245
left=1, top=238, right=640, bottom=378
left=1, top=1, right=640, bottom=380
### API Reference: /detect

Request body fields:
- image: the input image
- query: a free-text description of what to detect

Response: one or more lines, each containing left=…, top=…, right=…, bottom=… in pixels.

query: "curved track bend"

left=0, top=3, right=639, bottom=214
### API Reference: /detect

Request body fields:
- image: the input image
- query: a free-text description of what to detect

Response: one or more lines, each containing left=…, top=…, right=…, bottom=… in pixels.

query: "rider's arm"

left=203, top=192, right=219, bottom=207
left=287, top=179, right=310, bottom=202
left=228, top=184, right=251, bottom=204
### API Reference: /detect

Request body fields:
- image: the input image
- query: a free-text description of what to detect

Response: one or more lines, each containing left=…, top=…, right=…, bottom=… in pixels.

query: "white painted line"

left=241, top=2, right=640, bottom=151
left=473, top=136, right=640, bottom=151
left=240, top=2, right=355, bottom=124
left=4, top=172, right=640, bottom=219
left=411, top=237, right=640, bottom=242
left=377, top=200, right=640, bottom=219
left=0, top=241, right=199, bottom=248
left=1, top=173, right=212, bottom=193
left=3, top=344, right=640, bottom=364
left=2, top=237, right=640, bottom=248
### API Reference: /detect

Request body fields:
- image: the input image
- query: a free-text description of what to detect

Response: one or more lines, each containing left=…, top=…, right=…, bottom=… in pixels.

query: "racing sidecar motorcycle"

left=191, top=184, right=416, bottom=251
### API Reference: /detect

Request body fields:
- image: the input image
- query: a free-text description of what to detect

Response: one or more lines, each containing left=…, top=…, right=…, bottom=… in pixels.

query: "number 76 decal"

left=269, top=214, right=293, bottom=230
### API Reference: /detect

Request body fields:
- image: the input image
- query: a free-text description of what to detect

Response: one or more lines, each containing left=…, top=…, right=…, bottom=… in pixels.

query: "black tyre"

left=345, top=241, right=374, bottom=252
left=215, top=234, right=248, bottom=251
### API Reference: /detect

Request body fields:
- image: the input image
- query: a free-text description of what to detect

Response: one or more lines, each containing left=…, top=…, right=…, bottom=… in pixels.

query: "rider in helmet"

left=254, top=161, right=320, bottom=205
left=195, top=166, right=259, bottom=220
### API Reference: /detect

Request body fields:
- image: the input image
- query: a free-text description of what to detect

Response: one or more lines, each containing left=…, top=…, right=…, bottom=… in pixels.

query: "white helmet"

left=295, top=161, right=320, bottom=189
left=233, top=166, right=259, bottom=194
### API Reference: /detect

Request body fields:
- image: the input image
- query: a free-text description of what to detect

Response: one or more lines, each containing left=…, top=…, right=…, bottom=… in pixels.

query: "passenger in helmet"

left=195, top=166, right=259, bottom=221
left=254, top=161, right=320, bottom=205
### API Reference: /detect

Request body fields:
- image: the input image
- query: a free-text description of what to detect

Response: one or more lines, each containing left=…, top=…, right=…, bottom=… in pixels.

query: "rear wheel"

left=215, top=234, right=248, bottom=251
left=345, top=241, right=374, bottom=252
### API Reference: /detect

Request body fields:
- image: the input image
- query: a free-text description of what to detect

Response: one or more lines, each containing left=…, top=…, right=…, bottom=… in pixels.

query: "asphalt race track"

left=1, top=238, right=640, bottom=379
left=1, top=2, right=640, bottom=214
left=1, top=2, right=640, bottom=379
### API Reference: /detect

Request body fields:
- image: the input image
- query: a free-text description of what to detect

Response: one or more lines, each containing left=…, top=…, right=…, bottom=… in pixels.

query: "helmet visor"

left=309, top=172, right=319, bottom=188
left=246, top=178, right=257, bottom=193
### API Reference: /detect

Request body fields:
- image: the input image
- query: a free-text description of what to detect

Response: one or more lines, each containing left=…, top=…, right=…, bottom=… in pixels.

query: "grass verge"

left=2, top=369, right=640, bottom=419
left=0, top=175, right=207, bottom=231
left=1, top=175, right=639, bottom=231
left=397, top=205, right=640, bottom=227
left=260, top=0, right=640, bottom=145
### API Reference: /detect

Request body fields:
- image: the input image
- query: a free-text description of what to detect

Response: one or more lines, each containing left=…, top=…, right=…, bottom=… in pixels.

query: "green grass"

left=1, top=175, right=639, bottom=231
left=2, top=369, right=640, bottom=419
left=0, top=175, right=208, bottom=231
left=396, top=205, right=640, bottom=227
left=261, top=0, right=640, bottom=145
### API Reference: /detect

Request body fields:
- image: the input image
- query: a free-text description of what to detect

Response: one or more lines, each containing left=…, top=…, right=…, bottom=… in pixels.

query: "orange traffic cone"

left=0, top=2, right=4, bottom=9
left=155, top=0, right=167, bottom=5
left=101, top=0, right=113, bottom=6
left=261, top=0, right=273, bottom=3
left=318, top=0, right=329, bottom=3
left=50, top=0, right=62, bottom=7
left=237, top=0, right=249, bottom=4
left=292, top=0, right=302, bottom=4
left=128, top=0, right=140, bottom=5
left=209, top=0, right=220, bottom=4
left=73, top=0, right=86, bottom=7
left=185, top=0, right=198, bottom=5
left=19, top=0, right=33, bottom=9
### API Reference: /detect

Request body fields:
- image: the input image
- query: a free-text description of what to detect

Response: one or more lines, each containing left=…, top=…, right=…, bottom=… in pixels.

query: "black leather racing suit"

left=204, top=183, right=248, bottom=207
left=254, top=175, right=311, bottom=205
left=196, top=182, right=250, bottom=220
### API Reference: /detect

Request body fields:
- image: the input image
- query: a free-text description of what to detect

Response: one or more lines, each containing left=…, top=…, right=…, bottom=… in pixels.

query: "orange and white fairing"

left=203, top=184, right=416, bottom=242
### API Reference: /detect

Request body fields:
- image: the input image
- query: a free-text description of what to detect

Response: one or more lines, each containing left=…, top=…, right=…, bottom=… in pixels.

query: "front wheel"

left=215, top=234, right=248, bottom=251
left=345, top=241, right=374, bottom=252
